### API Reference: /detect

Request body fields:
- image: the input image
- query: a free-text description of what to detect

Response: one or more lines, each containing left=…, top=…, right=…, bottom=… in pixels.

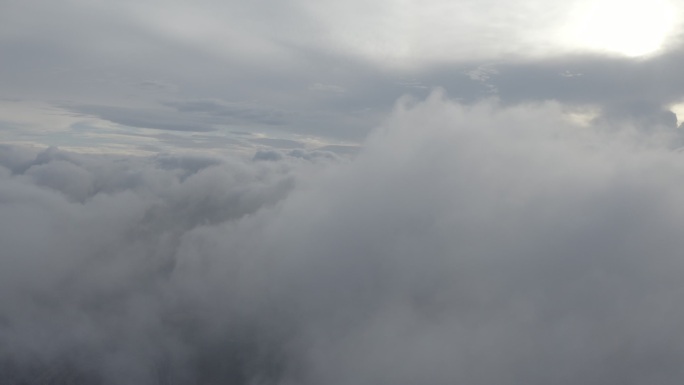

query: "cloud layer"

left=2, top=0, right=683, bottom=151
left=3, top=94, right=684, bottom=384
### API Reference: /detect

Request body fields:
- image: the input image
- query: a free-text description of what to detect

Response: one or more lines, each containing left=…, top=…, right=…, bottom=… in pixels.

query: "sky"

left=1, top=0, right=684, bottom=154
left=4, top=1, right=684, bottom=384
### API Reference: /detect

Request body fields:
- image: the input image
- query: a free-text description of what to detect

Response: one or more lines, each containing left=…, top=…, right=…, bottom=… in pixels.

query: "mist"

left=3, top=93, right=684, bottom=384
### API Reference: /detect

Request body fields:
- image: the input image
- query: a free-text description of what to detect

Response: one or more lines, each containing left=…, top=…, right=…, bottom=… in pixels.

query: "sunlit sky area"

left=565, top=0, right=678, bottom=57
left=1, top=0, right=683, bottom=154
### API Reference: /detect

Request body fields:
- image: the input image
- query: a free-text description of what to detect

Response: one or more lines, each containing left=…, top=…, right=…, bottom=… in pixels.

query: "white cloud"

left=3, top=93, right=684, bottom=383
left=562, top=0, right=679, bottom=57
left=671, top=102, right=684, bottom=126
left=299, top=0, right=684, bottom=66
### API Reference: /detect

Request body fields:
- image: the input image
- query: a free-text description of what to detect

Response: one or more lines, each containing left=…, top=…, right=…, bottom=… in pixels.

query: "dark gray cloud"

left=67, top=105, right=217, bottom=132
left=599, top=102, right=679, bottom=130
left=253, top=148, right=340, bottom=162
left=148, top=132, right=247, bottom=151
left=65, top=100, right=293, bottom=133
left=249, top=138, right=305, bottom=149
left=315, top=144, right=361, bottom=156
left=4, top=95, right=684, bottom=383
left=420, top=48, right=684, bottom=109
left=165, top=100, right=291, bottom=126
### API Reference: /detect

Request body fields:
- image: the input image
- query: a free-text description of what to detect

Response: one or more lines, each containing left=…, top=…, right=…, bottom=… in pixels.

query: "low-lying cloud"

left=3, top=93, right=684, bottom=384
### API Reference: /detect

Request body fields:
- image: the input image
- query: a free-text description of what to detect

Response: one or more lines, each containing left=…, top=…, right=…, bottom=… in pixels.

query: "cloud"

left=316, top=144, right=361, bottom=156
left=165, top=100, right=291, bottom=126
left=4, top=92, right=684, bottom=384
left=2, top=0, right=683, bottom=148
left=62, top=100, right=292, bottom=138
left=249, top=138, right=306, bottom=150
left=598, top=101, right=679, bottom=131
left=309, top=83, right=346, bottom=94
left=253, top=148, right=341, bottom=163
left=66, top=105, right=217, bottom=133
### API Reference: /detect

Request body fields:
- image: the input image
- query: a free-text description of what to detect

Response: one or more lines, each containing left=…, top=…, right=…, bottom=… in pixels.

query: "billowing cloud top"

left=4, top=94, right=684, bottom=383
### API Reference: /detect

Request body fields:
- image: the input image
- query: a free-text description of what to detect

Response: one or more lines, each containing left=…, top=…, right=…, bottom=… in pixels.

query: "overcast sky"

left=5, top=2, right=684, bottom=384
left=1, top=0, right=683, bottom=154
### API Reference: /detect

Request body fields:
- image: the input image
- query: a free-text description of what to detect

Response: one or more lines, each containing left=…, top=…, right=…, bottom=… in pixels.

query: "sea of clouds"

left=3, top=92, right=684, bottom=384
